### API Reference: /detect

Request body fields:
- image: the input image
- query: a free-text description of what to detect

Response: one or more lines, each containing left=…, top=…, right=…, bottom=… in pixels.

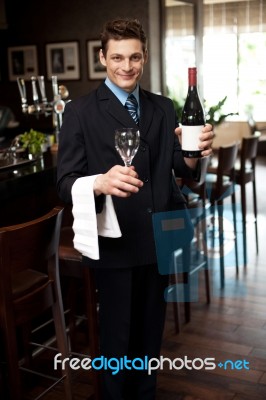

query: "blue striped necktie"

left=125, top=94, right=139, bottom=125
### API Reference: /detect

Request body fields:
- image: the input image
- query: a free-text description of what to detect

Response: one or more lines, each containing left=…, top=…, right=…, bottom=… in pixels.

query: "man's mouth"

left=118, top=74, right=135, bottom=79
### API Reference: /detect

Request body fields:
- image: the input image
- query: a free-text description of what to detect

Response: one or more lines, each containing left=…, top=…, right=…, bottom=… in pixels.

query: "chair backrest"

left=217, top=142, right=238, bottom=178
left=181, top=156, right=210, bottom=195
left=177, top=157, right=210, bottom=222
left=213, top=142, right=239, bottom=197
left=0, top=206, right=63, bottom=284
left=191, top=156, right=210, bottom=189
left=240, top=132, right=260, bottom=174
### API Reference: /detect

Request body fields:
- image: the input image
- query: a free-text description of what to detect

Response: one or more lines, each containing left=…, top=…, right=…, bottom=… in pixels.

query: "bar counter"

left=0, top=150, right=63, bottom=227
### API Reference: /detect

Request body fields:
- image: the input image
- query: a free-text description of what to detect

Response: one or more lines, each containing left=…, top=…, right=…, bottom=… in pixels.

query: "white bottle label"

left=181, top=125, right=203, bottom=151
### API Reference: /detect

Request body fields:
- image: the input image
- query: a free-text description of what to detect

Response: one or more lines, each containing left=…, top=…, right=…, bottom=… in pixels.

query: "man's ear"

left=99, top=49, right=107, bottom=67
left=144, top=49, right=148, bottom=64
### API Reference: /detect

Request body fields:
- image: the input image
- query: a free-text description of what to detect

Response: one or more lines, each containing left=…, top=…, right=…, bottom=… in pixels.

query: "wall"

left=0, top=0, right=153, bottom=132
left=213, top=120, right=266, bottom=156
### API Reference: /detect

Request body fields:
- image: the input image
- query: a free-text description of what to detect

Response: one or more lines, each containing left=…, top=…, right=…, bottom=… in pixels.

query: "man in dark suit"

left=57, top=18, right=213, bottom=400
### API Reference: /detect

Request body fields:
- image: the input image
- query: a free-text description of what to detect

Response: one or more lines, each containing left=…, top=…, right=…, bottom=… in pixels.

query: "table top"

left=0, top=149, right=60, bottom=227
left=0, top=157, right=36, bottom=172
left=0, top=150, right=57, bottom=201
left=0, top=149, right=56, bottom=177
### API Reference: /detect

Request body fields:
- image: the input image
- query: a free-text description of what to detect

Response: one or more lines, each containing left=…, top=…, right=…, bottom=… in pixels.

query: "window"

left=238, top=32, right=266, bottom=120
left=203, top=33, right=238, bottom=117
left=164, top=0, right=266, bottom=121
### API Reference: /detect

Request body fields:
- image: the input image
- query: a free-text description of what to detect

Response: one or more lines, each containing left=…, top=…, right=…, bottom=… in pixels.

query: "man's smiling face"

left=99, top=38, right=148, bottom=93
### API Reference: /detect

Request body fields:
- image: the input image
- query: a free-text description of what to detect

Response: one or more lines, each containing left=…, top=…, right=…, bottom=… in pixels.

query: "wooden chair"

left=206, top=142, right=239, bottom=288
left=59, top=222, right=101, bottom=400
left=0, top=206, right=73, bottom=400
left=234, top=132, right=260, bottom=265
left=172, top=157, right=211, bottom=333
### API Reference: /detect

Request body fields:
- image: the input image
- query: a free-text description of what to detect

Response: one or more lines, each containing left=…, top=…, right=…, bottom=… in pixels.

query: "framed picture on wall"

left=8, top=45, right=38, bottom=81
left=87, top=40, right=106, bottom=80
left=46, top=41, right=80, bottom=80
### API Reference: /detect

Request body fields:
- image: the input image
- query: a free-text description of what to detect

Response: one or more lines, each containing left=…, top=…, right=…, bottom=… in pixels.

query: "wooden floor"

left=157, top=155, right=266, bottom=400
left=8, top=156, right=266, bottom=399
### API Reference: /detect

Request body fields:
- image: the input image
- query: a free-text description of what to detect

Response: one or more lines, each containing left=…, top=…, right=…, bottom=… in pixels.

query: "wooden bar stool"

left=0, top=207, right=73, bottom=400
left=59, top=224, right=101, bottom=400
left=234, top=132, right=260, bottom=266
left=206, top=142, right=239, bottom=288
left=172, top=157, right=211, bottom=333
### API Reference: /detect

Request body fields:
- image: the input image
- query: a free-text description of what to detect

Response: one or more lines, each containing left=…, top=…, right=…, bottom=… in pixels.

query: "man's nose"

left=122, top=59, right=132, bottom=71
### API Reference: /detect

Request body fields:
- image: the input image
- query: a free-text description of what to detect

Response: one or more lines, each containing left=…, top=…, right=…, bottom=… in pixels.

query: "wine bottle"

left=181, top=67, right=205, bottom=158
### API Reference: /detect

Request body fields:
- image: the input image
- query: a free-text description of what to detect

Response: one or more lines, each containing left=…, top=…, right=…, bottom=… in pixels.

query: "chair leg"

left=170, top=273, right=181, bottom=334
left=172, top=302, right=181, bottom=333
left=52, top=283, right=73, bottom=400
left=211, top=203, right=216, bottom=249
left=1, top=314, right=23, bottom=399
left=64, top=277, right=80, bottom=351
left=21, top=323, right=33, bottom=367
left=252, top=178, right=259, bottom=254
left=204, top=268, right=211, bottom=304
left=217, top=201, right=225, bottom=289
left=240, top=184, right=247, bottom=266
left=83, top=267, right=101, bottom=400
left=182, top=244, right=191, bottom=323
left=203, top=216, right=211, bottom=304
left=183, top=272, right=190, bottom=323
left=201, top=210, right=211, bottom=304
left=232, top=191, right=239, bottom=274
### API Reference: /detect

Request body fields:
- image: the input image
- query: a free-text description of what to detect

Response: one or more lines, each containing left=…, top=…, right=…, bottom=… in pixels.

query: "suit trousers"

left=92, top=264, right=169, bottom=400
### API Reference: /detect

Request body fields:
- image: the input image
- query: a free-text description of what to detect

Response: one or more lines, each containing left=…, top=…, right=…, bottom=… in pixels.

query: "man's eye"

left=112, top=56, right=121, bottom=61
left=132, top=55, right=141, bottom=61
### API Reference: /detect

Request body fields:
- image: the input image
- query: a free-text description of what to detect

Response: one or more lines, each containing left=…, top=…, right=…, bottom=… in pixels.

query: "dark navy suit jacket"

left=57, top=82, right=197, bottom=268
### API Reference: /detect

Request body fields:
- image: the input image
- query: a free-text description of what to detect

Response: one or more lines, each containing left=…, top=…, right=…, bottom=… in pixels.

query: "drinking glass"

left=115, top=128, right=140, bottom=167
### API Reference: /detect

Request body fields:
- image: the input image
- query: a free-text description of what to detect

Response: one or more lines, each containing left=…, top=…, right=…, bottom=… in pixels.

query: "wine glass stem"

left=125, top=161, right=131, bottom=167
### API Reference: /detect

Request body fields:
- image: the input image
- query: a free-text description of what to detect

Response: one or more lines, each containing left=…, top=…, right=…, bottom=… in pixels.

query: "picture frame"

left=87, top=40, right=106, bottom=80
left=46, top=41, right=80, bottom=80
left=8, top=45, right=38, bottom=81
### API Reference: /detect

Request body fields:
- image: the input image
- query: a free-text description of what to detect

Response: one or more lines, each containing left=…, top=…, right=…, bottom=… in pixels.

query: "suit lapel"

left=97, top=83, right=156, bottom=138
left=139, top=88, right=155, bottom=138
left=97, top=83, right=138, bottom=128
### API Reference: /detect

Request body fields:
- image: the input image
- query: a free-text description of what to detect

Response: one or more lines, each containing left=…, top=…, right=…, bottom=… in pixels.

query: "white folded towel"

left=71, top=175, right=122, bottom=260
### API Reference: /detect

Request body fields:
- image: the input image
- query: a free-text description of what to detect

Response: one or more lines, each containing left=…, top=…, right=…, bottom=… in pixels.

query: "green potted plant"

left=204, top=96, right=237, bottom=127
left=171, top=95, right=237, bottom=127
left=19, top=129, right=46, bottom=158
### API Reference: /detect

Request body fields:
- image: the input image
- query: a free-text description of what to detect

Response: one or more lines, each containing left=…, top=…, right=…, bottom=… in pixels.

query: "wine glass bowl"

left=115, top=128, right=140, bottom=167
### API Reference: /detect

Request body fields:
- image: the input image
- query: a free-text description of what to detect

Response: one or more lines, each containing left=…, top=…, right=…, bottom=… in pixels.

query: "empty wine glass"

left=115, top=128, right=140, bottom=167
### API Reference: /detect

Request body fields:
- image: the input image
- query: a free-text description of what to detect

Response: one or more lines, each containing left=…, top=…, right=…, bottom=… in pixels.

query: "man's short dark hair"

left=100, top=18, right=147, bottom=56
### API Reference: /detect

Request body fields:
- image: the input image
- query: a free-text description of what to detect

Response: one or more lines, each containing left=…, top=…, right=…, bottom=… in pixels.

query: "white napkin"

left=71, top=175, right=122, bottom=260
